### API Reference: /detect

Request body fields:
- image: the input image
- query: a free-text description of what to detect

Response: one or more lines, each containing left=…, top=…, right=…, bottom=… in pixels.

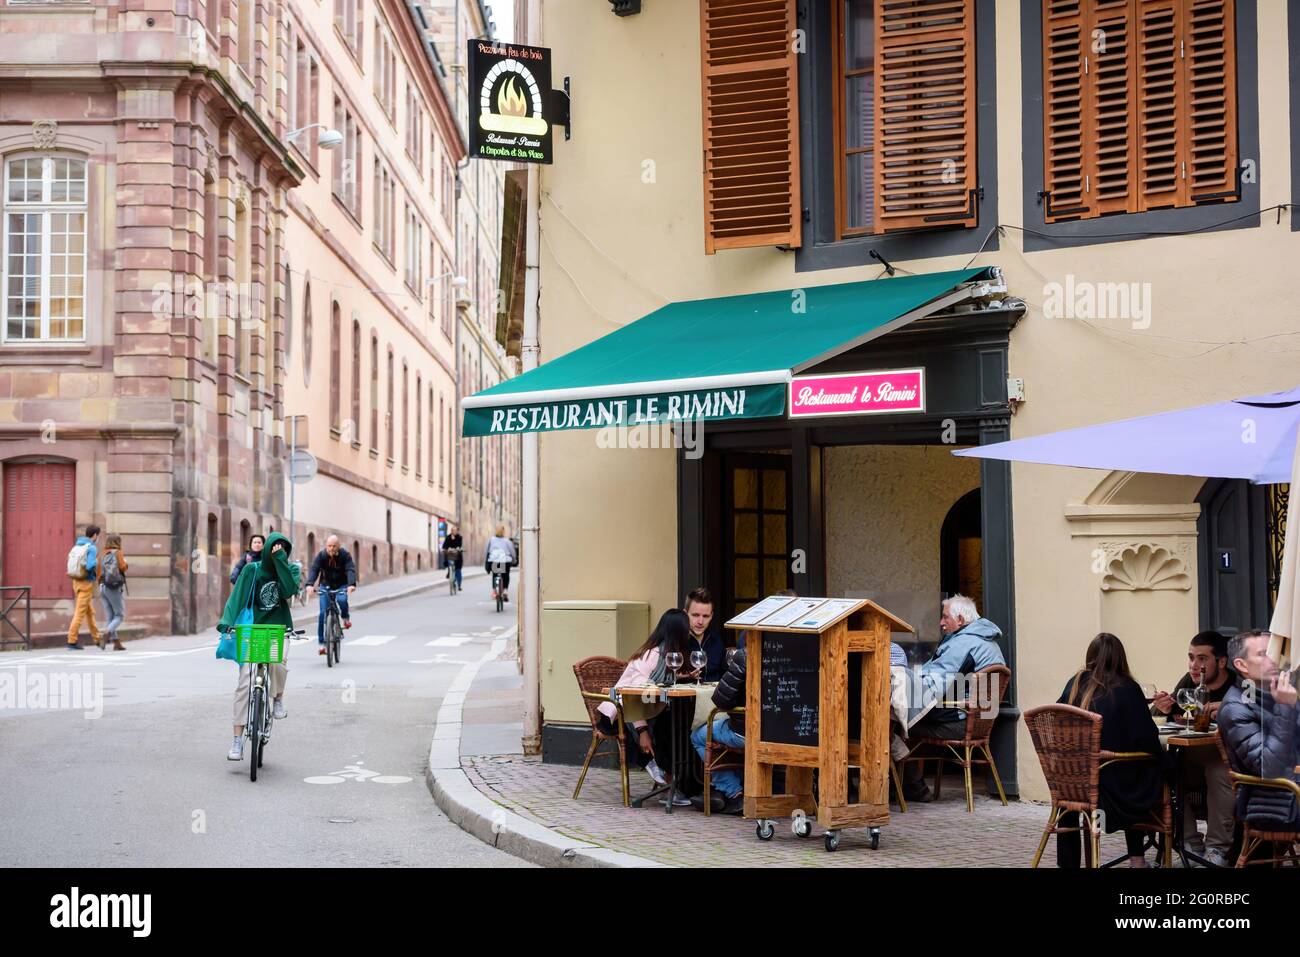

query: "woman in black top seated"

left=1057, top=632, right=1164, bottom=868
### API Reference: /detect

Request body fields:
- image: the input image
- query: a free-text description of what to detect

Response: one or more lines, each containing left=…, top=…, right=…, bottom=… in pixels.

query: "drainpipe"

left=520, top=0, right=541, bottom=756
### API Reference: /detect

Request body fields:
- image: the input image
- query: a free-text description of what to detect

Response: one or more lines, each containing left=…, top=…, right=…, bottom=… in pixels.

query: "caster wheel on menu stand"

left=869, top=827, right=880, bottom=850
left=755, top=820, right=775, bottom=841
left=824, top=830, right=840, bottom=853
left=793, top=817, right=813, bottom=838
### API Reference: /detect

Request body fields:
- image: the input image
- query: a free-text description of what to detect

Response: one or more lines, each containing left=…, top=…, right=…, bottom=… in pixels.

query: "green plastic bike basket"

left=234, top=624, right=286, bottom=664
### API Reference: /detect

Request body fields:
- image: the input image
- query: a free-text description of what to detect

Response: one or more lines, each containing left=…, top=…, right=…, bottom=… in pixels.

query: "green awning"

left=463, top=267, right=1001, bottom=437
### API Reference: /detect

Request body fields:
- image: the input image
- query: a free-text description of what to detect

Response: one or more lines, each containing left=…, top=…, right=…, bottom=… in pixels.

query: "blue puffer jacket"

left=921, top=617, right=1007, bottom=722
left=1218, top=682, right=1300, bottom=827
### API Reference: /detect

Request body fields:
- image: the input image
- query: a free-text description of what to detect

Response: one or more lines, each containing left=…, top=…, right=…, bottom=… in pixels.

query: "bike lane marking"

left=348, top=634, right=397, bottom=646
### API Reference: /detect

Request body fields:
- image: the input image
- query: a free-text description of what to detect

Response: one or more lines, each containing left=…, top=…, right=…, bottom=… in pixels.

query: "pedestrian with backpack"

left=66, top=524, right=101, bottom=650
left=98, top=533, right=128, bottom=651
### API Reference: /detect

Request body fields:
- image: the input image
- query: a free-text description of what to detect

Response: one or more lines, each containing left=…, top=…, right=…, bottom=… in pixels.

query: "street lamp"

left=427, top=273, right=469, bottom=288
left=285, top=123, right=344, bottom=150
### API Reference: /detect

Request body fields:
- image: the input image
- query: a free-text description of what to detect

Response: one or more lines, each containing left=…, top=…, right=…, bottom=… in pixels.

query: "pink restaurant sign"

left=788, top=368, right=925, bottom=418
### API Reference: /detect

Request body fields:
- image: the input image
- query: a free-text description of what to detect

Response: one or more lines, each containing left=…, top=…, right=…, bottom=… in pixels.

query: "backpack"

left=66, top=542, right=90, bottom=578
left=102, top=551, right=125, bottom=589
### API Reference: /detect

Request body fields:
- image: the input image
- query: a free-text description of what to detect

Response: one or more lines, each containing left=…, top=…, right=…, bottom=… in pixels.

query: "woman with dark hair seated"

left=597, top=608, right=697, bottom=804
left=1057, top=632, right=1164, bottom=868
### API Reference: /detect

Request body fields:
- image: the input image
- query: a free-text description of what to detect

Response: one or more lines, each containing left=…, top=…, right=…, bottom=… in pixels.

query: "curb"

left=425, top=635, right=663, bottom=869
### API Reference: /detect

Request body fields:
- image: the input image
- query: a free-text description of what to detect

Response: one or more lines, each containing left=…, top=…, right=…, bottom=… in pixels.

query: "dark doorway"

left=1197, top=478, right=1281, bottom=635
left=3, top=461, right=75, bottom=599
left=940, top=488, right=983, bottom=612
left=721, top=453, right=792, bottom=622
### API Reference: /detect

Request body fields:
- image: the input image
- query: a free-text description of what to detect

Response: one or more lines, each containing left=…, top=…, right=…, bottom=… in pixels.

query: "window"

left=202, top=170, right=219, bottom=360
left=386, top=347, right=395, bottom=463
left=332, top=97, right=361, bottom=219
left=406, top=84, right=425, bottom=167
left=429, top=388, right=436, bottom=484
left=335, top=0, right=362, bottom=57
left=440, top=153, right=454, bottom=228
left=401, top=361, right=409, bottom=469
left=234, top=194, right=251, bottom=375
left=827, top=0, right=978, bottom=237
left=1042, top=0, right=1238, bottom=222
left=369, top=332, right=379, bottom=452
left=439, top=250, right=453, bottom=338
left=283, top=257, right=293, bottom=365
left=3, top=155, right=87, bottom=343
left=288, top=35, right=320, bottom=168
left=350, top=318, right=361, bottom=445
left=287, top=32, right=300, bottom=132
left=404, top=204, right=422, bottom=293
left=415, top=372, right=422, bottom=477
left=373, top=161, right=395, bottom=261
left=437, top=394, right=444, bottom=489
left=205, top=0, right=219, bottom=40
left=373, top=17, right=397, bottom=119
left=329, top=301, right=341, bottom=431
left=302, top=276, right=313, bottom=387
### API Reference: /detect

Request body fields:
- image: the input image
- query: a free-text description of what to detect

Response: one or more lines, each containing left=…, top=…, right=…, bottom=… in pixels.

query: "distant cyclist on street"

left=305, top=535, right=357, bottom=655
left=485, top=525, right=517, bottom=603
left=219, top=531, right=300, bottom=760
left=443, top=524, right=464, bottom=594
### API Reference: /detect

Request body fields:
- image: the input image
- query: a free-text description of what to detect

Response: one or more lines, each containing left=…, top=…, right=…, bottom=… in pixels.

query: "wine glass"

left=1138, top=683, right=1157, bottom=704
left=690, top=649, right=707, bottom=685
left=1176, top=687, right=1198, bottom=724
left=665, top=651, right=683, bottom=686
left=725, top=647, right=739, bottom=667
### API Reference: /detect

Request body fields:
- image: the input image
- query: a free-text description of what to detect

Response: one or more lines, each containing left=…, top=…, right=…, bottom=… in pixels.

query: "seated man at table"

left=900, top=594, right=1006, bottom=801
left=684, top=586, right=726, bottom=681
left=1219, top=630, right=1300, bottom=832
left=1151, top=630, right=1239, bottom=867
left=689, top=641, right=747, bottom=814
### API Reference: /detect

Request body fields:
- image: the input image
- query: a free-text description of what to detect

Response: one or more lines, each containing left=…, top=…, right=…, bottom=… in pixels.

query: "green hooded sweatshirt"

left=218, top=531, right=301, bottom=633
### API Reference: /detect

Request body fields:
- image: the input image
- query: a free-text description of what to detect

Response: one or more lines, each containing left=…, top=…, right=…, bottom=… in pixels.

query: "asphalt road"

left=0, top=582, right=532, bottom=867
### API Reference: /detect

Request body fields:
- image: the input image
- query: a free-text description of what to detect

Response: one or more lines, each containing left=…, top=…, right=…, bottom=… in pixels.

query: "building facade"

left=0, top=0, right=516, bottom=643
left=503, top=0, right=1295, bottom=801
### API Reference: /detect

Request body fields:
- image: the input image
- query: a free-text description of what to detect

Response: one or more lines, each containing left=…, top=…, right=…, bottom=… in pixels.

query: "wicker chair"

left=701, top=705, right=745, bottom=816
left=1214, top=729, right=1300, bottom=867
left=1024, top=704, right=1173, bottom=868
left=572, top=656, right=631, bottom=807
left=902, top=664, right=1011, bottom=812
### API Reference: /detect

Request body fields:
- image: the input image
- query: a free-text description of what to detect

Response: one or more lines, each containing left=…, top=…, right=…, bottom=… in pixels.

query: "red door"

left=3, top=462, right=75, bottom=599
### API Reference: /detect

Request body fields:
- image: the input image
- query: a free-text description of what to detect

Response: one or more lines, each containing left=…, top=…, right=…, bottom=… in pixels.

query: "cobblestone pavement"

left=466, top=755, right=1065, bottom=867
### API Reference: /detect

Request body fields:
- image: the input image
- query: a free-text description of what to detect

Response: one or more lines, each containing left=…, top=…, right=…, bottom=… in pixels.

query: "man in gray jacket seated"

left=901, top=594, right=1007, bottom=801
left=1218, top=629, right=1300, bottom=832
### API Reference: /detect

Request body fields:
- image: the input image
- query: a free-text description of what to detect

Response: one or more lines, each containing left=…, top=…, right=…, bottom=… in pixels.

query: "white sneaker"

left=1203, top=847, right=1231, bottom=868
left=227, top=737, right=244, bottom=761
left=659, top=794, right=693, bottom=807
left=273, top=699, right=287, bottom=720
left=645, top=760, right=667, bottom=786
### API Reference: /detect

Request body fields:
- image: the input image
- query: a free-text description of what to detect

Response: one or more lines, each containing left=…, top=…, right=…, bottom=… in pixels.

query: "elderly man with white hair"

left=899, top=594, right=1006, bottom=801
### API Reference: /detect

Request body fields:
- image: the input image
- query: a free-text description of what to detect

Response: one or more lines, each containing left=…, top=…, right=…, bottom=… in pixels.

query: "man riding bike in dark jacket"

left=305, top=535, right=357, bottom=655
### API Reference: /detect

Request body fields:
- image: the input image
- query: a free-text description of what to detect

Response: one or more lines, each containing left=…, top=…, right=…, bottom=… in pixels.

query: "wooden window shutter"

left=1137, top=0, right=1186, bottom=210
left=873, top=0, right=977, bottom=232
left=1184, top=0, right=1237, bottom=202
left=700, top=0, right=801, bottom=254
left=1043, top=0, right=1091, bottom=221
left=1089, top=0, right=1138, bottom=214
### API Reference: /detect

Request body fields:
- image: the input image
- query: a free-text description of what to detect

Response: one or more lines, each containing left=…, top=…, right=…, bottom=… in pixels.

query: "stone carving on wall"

left=32, top=120, right=57, bottom=149
left=1100, top=542, right=1192, bottom=592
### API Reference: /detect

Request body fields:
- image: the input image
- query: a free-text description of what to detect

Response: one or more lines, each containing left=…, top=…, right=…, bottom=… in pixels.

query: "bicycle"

left=238, top=626, right=306, bottom=783
left=319, top=586, right=345, bottom=668
left=490, top=561, right=507, bottom=613
left=444, top=547, right=462, bottom=596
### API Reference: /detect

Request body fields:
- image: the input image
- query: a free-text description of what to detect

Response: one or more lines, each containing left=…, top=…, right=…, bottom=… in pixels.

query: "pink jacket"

left=597, top=648, right=661, bottom=727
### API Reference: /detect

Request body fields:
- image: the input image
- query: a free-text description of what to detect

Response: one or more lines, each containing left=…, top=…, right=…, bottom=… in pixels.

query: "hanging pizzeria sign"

left=468, top=39, right=567, bottom=165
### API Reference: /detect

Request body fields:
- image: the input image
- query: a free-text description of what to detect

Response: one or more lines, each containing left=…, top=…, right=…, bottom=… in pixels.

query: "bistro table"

left=613, top=683, right=701, bottom=814
left=1159, top=724, right=1223, bottom=868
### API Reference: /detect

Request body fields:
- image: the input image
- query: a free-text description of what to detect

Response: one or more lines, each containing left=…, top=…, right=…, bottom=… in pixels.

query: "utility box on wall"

left=540, top=600, right=650, bottom=725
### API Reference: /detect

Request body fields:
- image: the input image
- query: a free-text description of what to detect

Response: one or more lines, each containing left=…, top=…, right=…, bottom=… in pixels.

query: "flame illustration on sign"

left=497, top=76, right=528, bottom=117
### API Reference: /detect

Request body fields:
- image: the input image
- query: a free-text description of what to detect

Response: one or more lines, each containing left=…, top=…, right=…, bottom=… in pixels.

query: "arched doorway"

left=940, top=488, right=983, bottom=613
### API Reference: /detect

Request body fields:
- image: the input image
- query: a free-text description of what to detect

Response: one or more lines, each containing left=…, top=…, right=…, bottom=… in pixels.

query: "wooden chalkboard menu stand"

left=725, top=596, right=914, bottom=853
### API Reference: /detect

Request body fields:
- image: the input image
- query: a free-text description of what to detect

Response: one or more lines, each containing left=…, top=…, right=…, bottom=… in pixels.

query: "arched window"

left=3, top=154, right=88, bottom=343
left=352, top=540, right=360, bottom=568
left=940, top=489, right=983, bottom=614
left=202, top=168, right=219, bottom=361
left=329, top=301, right=341, bottom=430
left=369, top=333, right=379, bottom=452
left=428, top=387, right=435, bottom=485
left=350, top=318, right=361, bottom=445
left=307, top=531, right=316, bottom=563
left=302, top=274, right=313, bottom=387
left=371, top=543, right=378, bottom=572
left=283, top=259, right=293, bottom=365
left=415, top=373, right=422, bottom=478
left=401, top=361, right=409, bottom=469
left=403, top=551, right=409, bottom=574
left=438, top=395, right=444, bottom=490
left=207, top=513, right=219, bottom=569
left=386, top=347, right=394, bottom=463
left=239, top=519, right=251, bottom=554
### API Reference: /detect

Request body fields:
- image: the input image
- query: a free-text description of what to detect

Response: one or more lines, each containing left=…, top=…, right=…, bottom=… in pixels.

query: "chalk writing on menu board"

left=760, top=632, right=819, bottom=745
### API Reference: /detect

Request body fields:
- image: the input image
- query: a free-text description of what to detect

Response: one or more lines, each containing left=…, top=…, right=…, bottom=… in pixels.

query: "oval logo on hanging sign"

left=788, top=368, right=925, bottom=418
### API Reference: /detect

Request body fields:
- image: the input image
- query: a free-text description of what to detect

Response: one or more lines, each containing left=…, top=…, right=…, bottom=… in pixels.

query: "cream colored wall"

left=535, top=1, right=1299, bottom=799
left=825, top=446, right=981, bottom=645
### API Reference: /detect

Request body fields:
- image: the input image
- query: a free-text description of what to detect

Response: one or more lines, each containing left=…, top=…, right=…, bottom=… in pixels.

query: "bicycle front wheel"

left=249, top=690, right=265, bottom=781
left=331, top=616, right=342, bottom=664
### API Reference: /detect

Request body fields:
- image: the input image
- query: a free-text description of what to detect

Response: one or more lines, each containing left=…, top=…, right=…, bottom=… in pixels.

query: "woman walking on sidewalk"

left=98, top=533, right=128, bottom=651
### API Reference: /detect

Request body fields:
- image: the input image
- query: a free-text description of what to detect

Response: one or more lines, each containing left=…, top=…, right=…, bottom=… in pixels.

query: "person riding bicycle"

left=442, top=524, right=465, bottom=593
left=219, top=531, right=300, bottom=761
left=485, top=525, right=517, bottom=603
left=305, top=535, right=357, bottom=656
